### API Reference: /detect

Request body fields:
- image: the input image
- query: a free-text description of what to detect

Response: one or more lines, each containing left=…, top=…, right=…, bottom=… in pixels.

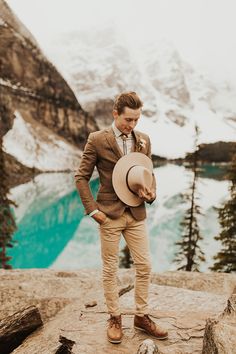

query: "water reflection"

left=9, top=165, right=229, bottom=271
left=9, top=173, right=98, bottom=268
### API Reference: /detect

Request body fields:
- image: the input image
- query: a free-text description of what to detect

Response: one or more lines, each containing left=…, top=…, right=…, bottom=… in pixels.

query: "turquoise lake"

left=8, top=164, right=230, bottom=272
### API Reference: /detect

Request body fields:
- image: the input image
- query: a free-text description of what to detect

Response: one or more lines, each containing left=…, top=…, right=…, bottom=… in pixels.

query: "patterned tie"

left=120, top=133, right=128, bottom=155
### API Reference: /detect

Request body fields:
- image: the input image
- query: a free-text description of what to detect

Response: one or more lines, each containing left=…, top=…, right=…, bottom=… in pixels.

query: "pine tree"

left=174, top=126, right=205, bottom=271
left=119, top=245, right=133, bottom=268
left=211, top=155, right=236, bottom=273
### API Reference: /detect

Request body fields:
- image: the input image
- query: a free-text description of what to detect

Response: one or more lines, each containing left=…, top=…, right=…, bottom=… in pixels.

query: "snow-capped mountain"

left=46, top=29, right=149, bottom=109
left=45, top=27, right=236, bottom=159
left=140, top=40, right=191, bottom=108
left=3, top=111, right=82, bottom=171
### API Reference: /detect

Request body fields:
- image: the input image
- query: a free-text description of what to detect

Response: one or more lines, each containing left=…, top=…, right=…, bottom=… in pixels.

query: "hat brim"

left=112, top=152, right=153, bottom=207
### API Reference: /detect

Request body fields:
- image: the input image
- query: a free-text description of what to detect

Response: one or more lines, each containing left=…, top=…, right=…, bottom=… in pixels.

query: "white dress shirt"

left=112, top=122, right=133, bottom=155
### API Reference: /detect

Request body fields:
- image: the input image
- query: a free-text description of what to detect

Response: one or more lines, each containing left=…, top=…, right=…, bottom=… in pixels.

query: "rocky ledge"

left=0, top=269, right=235, bottom=354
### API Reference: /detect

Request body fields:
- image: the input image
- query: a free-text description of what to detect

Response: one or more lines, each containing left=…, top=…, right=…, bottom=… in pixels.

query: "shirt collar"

left=112, top=122, right=131, bottom=138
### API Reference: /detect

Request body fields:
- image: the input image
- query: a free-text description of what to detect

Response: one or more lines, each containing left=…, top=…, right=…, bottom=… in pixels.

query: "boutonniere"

left=136, top=138, right=146, bottom=151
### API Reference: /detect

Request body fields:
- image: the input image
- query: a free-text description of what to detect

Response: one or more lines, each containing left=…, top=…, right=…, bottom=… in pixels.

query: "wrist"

left=88, top=209, right=99, bottom=217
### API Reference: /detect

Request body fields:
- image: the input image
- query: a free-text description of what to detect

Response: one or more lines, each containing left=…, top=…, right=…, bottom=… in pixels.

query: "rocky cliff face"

left=4, top=152, right=40, bottom=188
left=0, top=0, right=97, bottom=148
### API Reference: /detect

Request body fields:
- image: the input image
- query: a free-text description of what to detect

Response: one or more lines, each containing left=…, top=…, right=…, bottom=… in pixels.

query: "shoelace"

left=143, top=315, right=156, bottom=330
left=108, top=316, right=121, bottom=329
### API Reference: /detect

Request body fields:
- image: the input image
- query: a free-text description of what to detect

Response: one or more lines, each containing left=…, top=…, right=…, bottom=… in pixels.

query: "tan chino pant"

left=99, top=209, right=151, bottom=316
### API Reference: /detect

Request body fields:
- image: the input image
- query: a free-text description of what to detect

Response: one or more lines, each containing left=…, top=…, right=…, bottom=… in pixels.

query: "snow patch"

left=3, top=111, right=81, bottom=171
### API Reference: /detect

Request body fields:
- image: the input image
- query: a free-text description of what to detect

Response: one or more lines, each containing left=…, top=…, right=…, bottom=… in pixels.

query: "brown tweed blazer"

left=74, top=127, right=156, bottom=221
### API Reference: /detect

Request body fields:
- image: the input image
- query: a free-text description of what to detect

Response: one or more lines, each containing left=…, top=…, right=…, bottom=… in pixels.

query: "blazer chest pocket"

left=96, top=192, right=118, bottom=201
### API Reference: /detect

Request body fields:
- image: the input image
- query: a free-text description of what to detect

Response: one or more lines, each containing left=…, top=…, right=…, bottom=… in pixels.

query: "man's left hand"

left=138, top=187, right=156, bottom=202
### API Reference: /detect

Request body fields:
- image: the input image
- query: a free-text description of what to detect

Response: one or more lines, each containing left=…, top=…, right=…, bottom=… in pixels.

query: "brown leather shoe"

left=134, top=314, right=168, bottom=340
left=107, top=315, right=123, bottom=344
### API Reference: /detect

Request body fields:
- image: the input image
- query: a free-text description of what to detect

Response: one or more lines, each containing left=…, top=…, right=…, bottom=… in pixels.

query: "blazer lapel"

left=105, top=127, right=123, bottom=158
left=132, top=130, right=140, bottom=152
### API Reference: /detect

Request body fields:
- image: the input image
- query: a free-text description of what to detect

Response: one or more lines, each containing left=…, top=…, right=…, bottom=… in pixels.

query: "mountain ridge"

left=44, top=26, right=236, bottom=159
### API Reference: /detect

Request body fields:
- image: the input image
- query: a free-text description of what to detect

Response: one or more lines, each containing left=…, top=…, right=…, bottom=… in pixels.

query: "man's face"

left=113, top=107, right=141, bottom=135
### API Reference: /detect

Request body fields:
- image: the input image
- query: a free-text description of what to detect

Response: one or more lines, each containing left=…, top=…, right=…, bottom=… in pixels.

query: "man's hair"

left=113, top=91, right=143, bottom=115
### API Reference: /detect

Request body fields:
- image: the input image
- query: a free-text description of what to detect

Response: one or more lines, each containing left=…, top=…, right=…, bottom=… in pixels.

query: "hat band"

left=126, top=165, right=139, bottom=195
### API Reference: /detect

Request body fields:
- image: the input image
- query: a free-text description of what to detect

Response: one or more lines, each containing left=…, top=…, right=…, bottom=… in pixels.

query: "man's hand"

left=92, top=210, right=107, bottom=224
left=138, top=187, right=156, bottom=202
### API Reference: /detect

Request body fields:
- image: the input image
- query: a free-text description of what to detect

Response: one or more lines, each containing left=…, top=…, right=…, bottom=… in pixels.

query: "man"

left=75, top=92, right=168, bottom=343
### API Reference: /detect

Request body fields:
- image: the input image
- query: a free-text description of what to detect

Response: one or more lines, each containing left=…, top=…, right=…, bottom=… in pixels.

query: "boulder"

left=137, top=339, right=159, bottom=354
left=202, top=289, right=236, bottom=354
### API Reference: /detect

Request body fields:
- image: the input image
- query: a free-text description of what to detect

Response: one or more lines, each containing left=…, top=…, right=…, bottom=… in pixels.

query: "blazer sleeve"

left=74, top=133, right=98, bottom=214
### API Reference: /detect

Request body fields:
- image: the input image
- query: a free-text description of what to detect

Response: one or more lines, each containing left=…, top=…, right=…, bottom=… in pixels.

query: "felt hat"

left=112, top=152, right=154, bottom=207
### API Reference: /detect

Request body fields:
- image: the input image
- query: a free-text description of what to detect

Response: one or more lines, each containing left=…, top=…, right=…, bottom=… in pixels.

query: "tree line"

left=174, top=126, right=236, bottom=272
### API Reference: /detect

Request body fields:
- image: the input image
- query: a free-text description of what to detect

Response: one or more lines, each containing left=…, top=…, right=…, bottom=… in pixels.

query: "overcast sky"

left=7, top=0, right=236, bottom=88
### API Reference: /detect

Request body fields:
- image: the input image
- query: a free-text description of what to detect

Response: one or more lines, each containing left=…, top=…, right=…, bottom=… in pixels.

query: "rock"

left=84, top=301, right=97, bottom=308
left=151, top=270, right=236, bottom=296
left=0, top=269, right=235, bottom=354
left=220, top=292, right=236, bottom=317
left=0, top=269, right=101, bottom=322
left=202, top=289, right=236, bottom=354
left=137, top=339, right=159, bottom=354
